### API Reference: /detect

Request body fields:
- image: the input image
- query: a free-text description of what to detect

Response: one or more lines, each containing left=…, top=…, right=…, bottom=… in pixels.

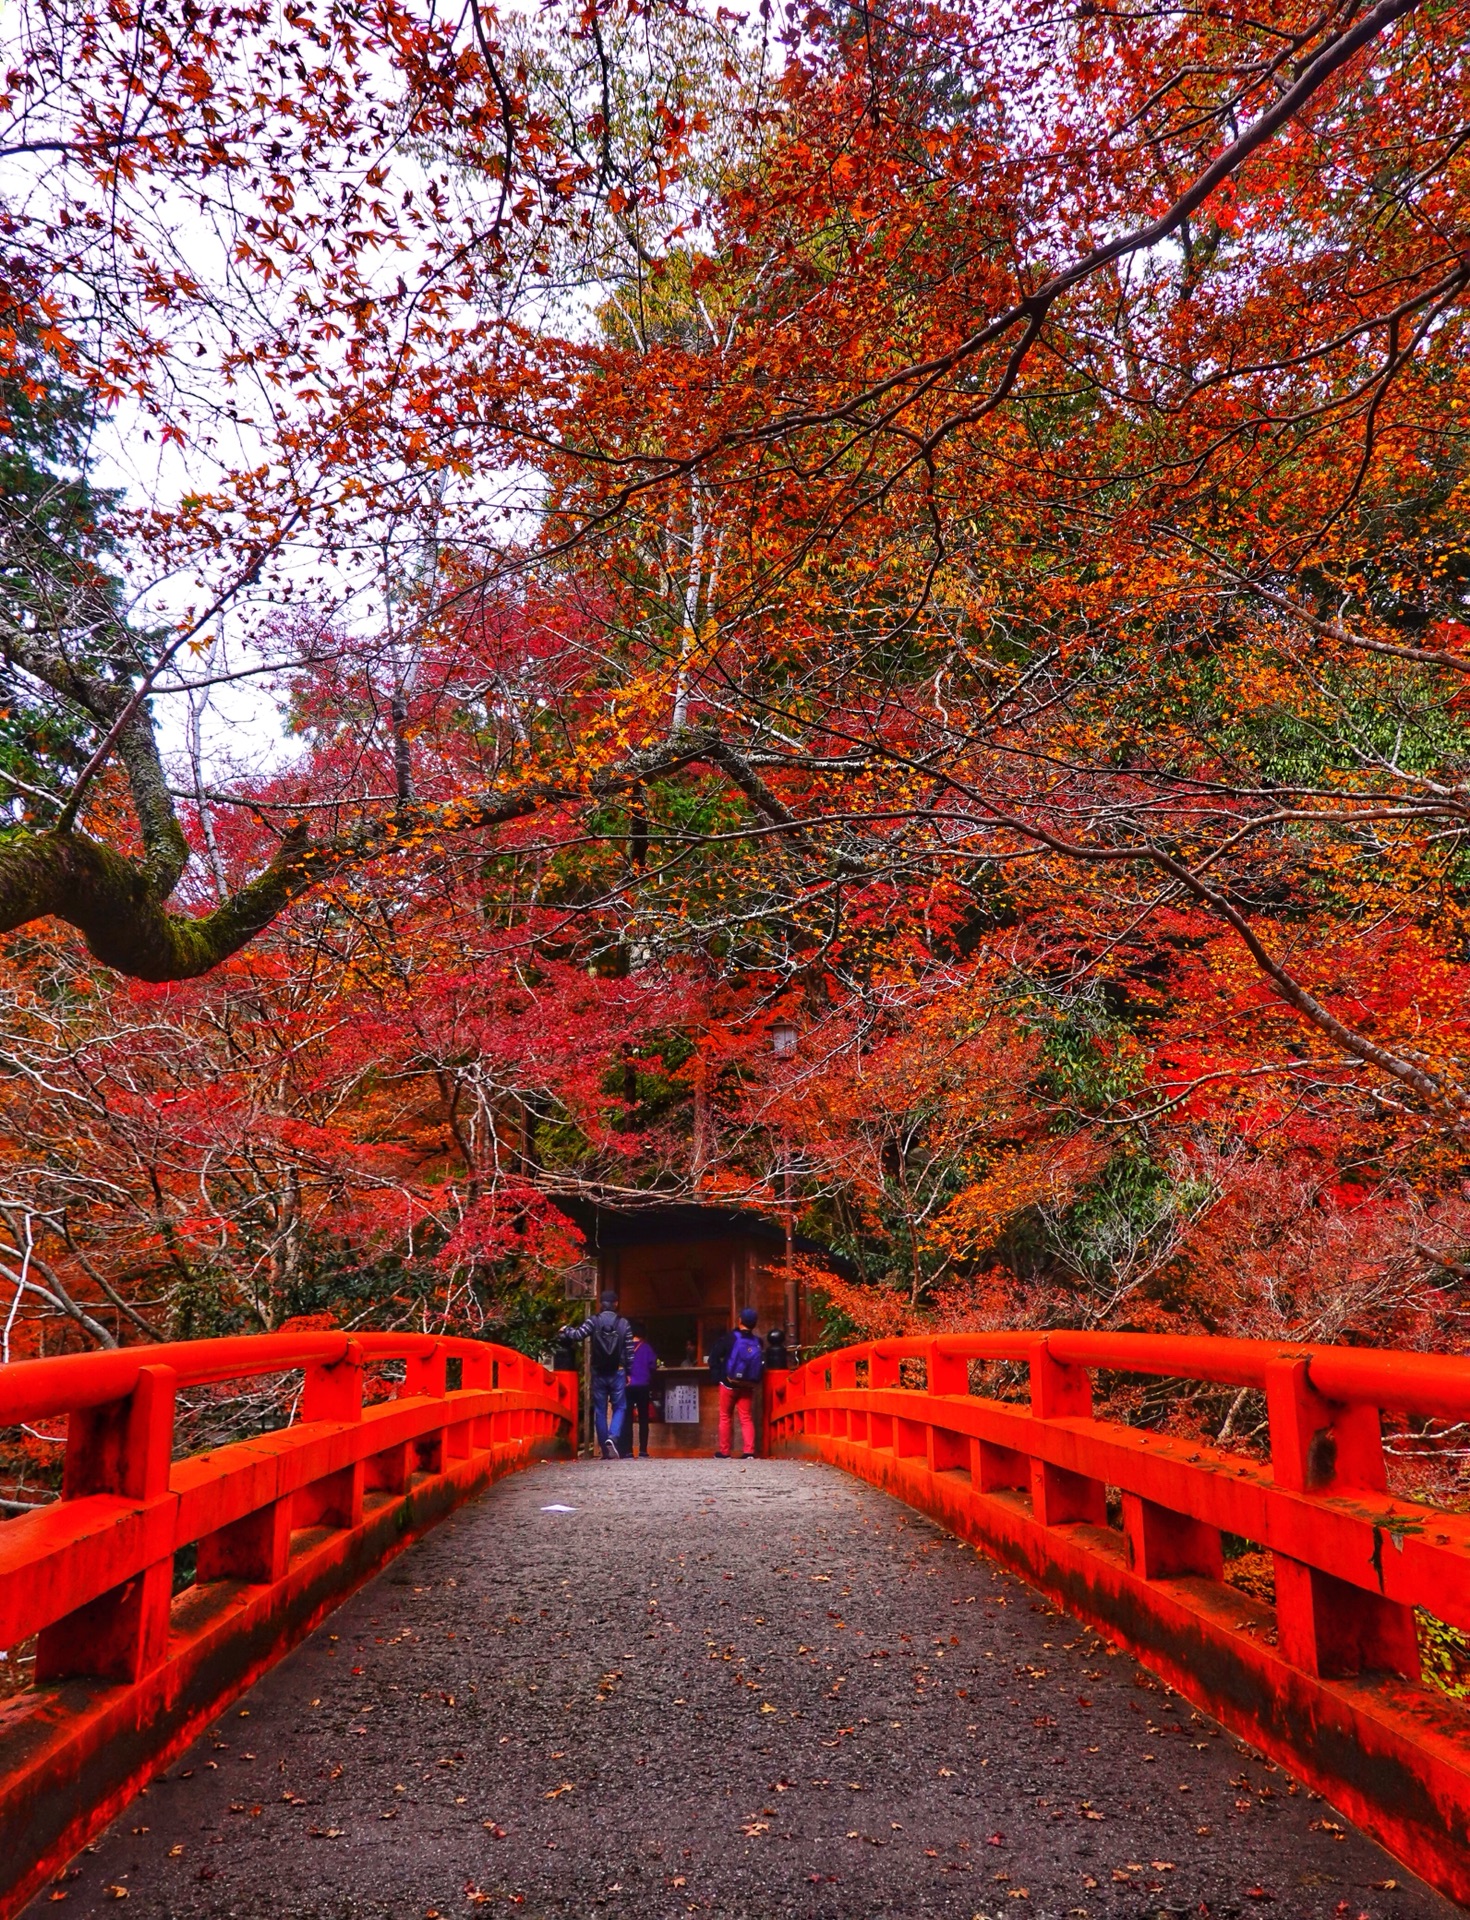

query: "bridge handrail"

left=846, top=1329, right=1470, bottom=1416
left=769, top=1326, right=1470, bottom=1905
left=0, top=1329, right=504, bottom=1422
left=0, top=1328, right=575, bottom=1917
left=0, top=1330, right=573, bottom=1672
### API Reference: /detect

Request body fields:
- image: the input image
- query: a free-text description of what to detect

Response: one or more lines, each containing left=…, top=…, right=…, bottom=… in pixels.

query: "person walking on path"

left=560, top=1292, right=632, bottom=1458
left=708, top=1306, right=764, bottom=1459
left=626, top=1324, right=658, bottom=1458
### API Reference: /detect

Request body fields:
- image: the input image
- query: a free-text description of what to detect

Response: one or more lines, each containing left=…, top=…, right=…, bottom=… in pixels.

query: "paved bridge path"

left=38, top=1460, right=1456, bottom=1920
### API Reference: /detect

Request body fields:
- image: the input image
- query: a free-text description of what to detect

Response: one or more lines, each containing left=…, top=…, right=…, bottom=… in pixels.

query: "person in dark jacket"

left=708, top=1306, right=763, bottom=1459
left=625, top=1322, right=658, bottom=1459
left=560, top=1292, right=632, bottom=1458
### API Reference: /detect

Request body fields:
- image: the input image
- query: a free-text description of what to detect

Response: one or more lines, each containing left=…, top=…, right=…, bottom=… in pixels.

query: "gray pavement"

left=35, top=1458, right=1461, bottom=1920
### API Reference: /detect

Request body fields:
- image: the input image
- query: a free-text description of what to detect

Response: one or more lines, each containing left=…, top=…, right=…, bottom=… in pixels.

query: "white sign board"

left=663, top=1384, right=701, bottom=1424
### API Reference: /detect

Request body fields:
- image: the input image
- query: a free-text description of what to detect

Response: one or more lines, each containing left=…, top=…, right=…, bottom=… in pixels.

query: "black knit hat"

left=739, top=1306, right=758, bottom=1327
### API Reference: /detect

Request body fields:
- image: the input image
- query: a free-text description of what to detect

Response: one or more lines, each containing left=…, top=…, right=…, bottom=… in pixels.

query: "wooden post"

left=295, top=1344, right=364, bottom=1529
left=1028, top=1344, right=1106, bottom=1526
left=36, top=1366, right=177, bottom=1683
left=404, top=1342, right=448, bottom=1473
left=1267, top=1357, right=1418, bottom=1679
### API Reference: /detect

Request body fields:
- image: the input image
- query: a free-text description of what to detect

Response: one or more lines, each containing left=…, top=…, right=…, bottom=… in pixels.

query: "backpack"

left=725, top=1329, right=764, bottom=1384
left=590, top=1313, right=629, bottom=1374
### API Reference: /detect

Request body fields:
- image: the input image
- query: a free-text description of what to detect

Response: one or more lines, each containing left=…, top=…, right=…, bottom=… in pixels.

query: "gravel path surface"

left=35, top=1458, right=1459, bottom=1920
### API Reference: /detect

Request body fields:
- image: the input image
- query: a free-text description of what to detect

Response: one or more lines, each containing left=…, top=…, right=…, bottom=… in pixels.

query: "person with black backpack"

left=708, top=1306, right=764, bottom=1459
left=560, top=1291, right=633, bottom=1459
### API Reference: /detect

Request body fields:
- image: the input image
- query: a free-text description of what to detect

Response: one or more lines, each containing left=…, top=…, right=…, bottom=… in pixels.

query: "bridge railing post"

left=463, top=1347, right=494, bottom=1449
left=1028, top=1341, right=1106, bottom=1526
left=445, top=1353, right=476, bottom=1462
left=1121, top=1492, right=1224, bottom=1582
left=867, top=1347, right=898, bottom=1450
left=1265, top=1356, right=1419, bottom=1678
left=925, top=1341, right=970, bottom=1474
left=403, top=1342, right=448, bottom=1472
left=553, top=1367, right=578, bottom=1452
left=781, top=1361, right=806, bottom=1435
left=295, top=1342, right=365, bottom=1529
left=35, top=1364, right=177, bottom=1684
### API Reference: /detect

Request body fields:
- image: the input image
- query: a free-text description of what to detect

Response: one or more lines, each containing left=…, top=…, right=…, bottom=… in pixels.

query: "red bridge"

left=0, top=1329, right=1466, bottom=1915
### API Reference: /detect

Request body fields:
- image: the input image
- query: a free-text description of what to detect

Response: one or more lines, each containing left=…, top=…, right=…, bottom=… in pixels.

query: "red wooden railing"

left=0, top=1331, right=575, bottom=1917
left=769, top=1330, right=1470, bottom=1904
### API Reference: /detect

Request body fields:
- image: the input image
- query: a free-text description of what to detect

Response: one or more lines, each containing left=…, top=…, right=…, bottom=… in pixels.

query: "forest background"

left=2, top=0, right=1470, bottom=1491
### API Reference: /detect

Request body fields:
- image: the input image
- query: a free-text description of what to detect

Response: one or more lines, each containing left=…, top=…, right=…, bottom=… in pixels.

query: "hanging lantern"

left=769, top=1018, right=799, bottom=1061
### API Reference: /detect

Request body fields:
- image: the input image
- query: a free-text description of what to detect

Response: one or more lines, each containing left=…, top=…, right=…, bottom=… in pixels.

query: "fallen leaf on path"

left=543, top=1782, right=575, bottom=1799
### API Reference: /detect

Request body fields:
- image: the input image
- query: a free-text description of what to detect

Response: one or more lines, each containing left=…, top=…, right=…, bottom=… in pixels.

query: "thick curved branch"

left=0, top=739, right=721, bottom=981
left=3, top=624, right=190, bottom=897
left=0, top=795, right=541, bottom=980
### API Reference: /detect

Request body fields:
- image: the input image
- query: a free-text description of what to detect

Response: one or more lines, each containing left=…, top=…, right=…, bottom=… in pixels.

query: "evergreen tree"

left=0, top=275, right=129, bottom=819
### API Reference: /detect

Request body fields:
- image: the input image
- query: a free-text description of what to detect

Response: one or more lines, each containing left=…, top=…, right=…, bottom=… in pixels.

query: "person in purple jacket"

left=625, top=1322, right=659, bottom=1459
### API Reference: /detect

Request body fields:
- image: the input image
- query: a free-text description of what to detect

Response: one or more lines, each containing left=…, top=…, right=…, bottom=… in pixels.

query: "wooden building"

left=553, top=1201, right=837, bottom=1456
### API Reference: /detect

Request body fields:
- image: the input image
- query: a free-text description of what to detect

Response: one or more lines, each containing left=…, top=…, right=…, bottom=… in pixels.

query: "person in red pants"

left=711, top=1307, right=764, bottom=1458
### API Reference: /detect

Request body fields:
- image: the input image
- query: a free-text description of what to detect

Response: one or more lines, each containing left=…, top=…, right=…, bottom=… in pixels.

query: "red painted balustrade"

left=0, top=1331, right=575, bottom=1917
left=769, top=1331, right=1470, bottom=1904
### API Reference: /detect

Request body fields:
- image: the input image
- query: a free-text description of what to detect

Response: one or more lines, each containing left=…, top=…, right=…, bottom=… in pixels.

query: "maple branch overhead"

left=736, top=726, right=1470, bottom=1127
left=535, top=0, right=1428, bottom=513
left=0, top=729, right=792, bottom=980
left=1162, top=531, right=1470, bottom=676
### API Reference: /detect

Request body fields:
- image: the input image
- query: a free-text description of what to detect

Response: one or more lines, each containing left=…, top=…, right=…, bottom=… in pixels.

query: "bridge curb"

left=0, top=1434, right=555, bottom=1917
